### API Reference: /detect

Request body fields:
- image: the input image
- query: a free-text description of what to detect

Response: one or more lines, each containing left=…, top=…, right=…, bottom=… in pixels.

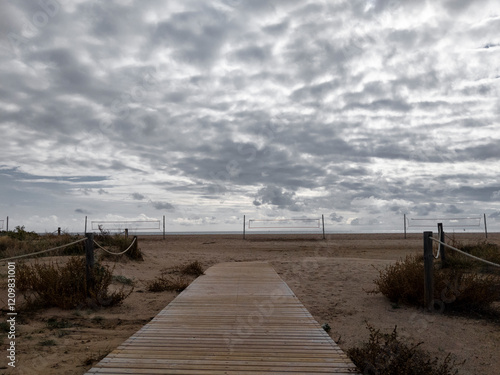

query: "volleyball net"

left=248, top=218, right=321, bottom=229
left=91, top=220, right=161, bottom=233
left=244, top=216, right=326, bottom=239
left=404, top=215, right=487, bottom=238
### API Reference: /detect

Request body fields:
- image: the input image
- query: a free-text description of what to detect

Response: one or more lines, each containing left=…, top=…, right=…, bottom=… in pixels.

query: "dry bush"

left=373, top=255, right=500, bottom=314
left=146, top=274, right=189, bottom=293
left=0, top=232, right=85, bottom=259
left=348, top=324, right=461, bottom=375
left=16, top=257, right=132, bottom=309
left=445, top=241, right=500, bottom=274
left=373, top=255, right=426, bottom=306
left=179, top=261, right=204, bottom=276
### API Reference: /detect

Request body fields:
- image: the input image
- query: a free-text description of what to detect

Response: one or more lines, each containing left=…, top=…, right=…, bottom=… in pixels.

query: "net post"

left=404, top=214, right=407, bottom=239
left=484, top=213, right=488, bottom=239
left=322, top=214, right=325, bottom=240
left=243, top=215, right=246, bottom=240
left=85, top=233, right=95, bottom=297
left=423, top=231, right=434, bottom=312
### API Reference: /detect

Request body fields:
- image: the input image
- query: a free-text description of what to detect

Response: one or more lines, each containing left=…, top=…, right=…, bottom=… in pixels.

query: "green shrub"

left=6, top=226, right=39, bottom=241
left=17, top=257, right=132, bottom=309
left=348, top=325, right=461, bottom=375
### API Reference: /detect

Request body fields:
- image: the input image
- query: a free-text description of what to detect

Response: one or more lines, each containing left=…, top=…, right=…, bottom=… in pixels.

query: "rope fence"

left=0, top=238, right=87, bottom=262
left=93, top=237, right=137, bottom=256
left=430, top=236, right=500, bottom=268
left=423, top=227, right=500, bottom=311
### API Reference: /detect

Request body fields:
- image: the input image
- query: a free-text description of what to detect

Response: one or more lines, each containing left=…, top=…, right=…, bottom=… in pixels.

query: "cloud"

left=151, top=201, right=175, bottom=211
left=253, top=185, right=302, bottom=211
left=329, top=213, right=344, bottom=223
left=445, top=205, right=463, bottom=214
left=1, top=1, right=499, bottom=233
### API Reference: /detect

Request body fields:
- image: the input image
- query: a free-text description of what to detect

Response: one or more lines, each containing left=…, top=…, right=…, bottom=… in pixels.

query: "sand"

left=1, top=232, right=499, bottom=374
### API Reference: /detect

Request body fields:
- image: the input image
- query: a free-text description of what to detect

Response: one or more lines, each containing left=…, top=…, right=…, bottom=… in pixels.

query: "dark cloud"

left=151, top=201, right=175, bottom=211
left=131, top=193, right=146, bottom=201
left=253, top=185, right=302, bottom=211
left=329, top=213, right=344, bottom=223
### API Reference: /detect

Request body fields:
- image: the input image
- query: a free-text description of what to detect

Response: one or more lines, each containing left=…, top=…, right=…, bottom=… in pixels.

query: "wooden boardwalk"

left=85, top=261, right=359, bottom=374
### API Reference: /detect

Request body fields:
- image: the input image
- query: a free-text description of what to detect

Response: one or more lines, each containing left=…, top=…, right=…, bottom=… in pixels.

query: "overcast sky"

left=0, top=0, right=499, bottom=234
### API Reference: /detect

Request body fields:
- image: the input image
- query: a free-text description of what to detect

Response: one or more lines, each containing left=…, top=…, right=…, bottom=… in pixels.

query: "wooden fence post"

left=85, top=233, right=95, bottom=297
left=125, top=228, right=129, bottom=239
left=57, top=227, right=61, bottom=236
left=423, top=231, right=434, bottom=312
left=438, top=223, right=447, bottom=268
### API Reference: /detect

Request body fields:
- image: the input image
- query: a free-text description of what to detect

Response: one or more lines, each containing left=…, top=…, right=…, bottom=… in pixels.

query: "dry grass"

left=146, top=275, right=190, bottom=292
left=348, top=325, right=462, bottom=375
left=179, top=261, right=205, bottom=276
left=145, top=261, right=205, bottom=292
left=372, top=254, right=500, bottom=315
left=16, top=257, right=133, bottom=310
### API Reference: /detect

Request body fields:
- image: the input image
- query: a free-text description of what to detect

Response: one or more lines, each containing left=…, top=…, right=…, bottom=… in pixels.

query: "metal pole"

left=84, top=216, right=87, bottom=235
left=85, top=233, right=95, bottom=297
left=6, top=216, right=8, bottom=232
left=163, top=215, right=166, bottom=240
left=322, top=214, right=325, bottom=240
left=423, top=231, right=434, bottom=312
left=484, top=213, right=488, bottom=239
left=243, top=215, right=246, bottom=240
left=404, top=214, right=407, bottom=239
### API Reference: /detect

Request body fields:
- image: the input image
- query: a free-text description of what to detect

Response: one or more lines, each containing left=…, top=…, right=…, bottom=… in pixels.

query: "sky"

left=0, top=0, right=499, bottom=234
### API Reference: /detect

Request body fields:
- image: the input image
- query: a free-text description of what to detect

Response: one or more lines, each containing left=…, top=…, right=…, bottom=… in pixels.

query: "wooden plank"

left=85, top=261, right=359, bottom=374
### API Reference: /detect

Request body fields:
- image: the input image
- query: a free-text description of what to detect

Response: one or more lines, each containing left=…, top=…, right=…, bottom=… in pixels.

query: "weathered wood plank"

left=85, top=261, right=359, bottom=374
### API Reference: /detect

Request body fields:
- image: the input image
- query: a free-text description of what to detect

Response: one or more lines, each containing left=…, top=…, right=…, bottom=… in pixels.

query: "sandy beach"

left=1, top=232, right=499, bottom=374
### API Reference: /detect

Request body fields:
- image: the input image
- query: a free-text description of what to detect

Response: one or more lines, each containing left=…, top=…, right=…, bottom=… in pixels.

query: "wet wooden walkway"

left=85, top=261, right=358, bottom=374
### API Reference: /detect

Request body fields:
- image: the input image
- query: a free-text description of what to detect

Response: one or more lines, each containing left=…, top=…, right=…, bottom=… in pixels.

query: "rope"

left=430, top=237, right=500, bottom=268
left=0, top=238, right=87, bottom=261
left=93, top=237, right=137, bottom=255
left=434, top=227, right=442, bottom=259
